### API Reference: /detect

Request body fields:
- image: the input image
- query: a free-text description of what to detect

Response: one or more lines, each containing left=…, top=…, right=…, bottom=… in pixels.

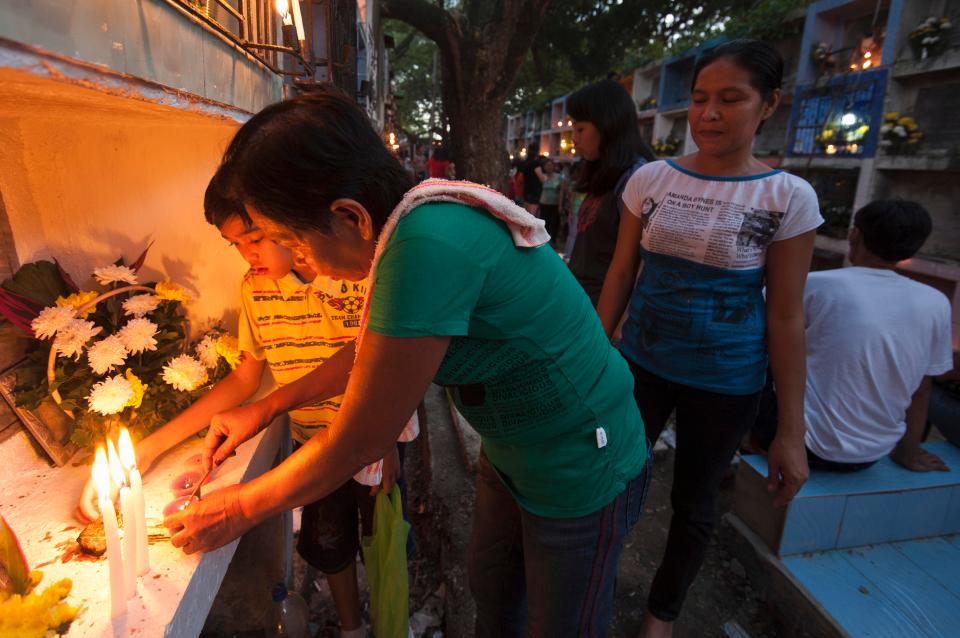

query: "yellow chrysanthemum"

left=55, top=290, right=99, bottom=318
left=154, top=280, right=191, bottom=302
left=125, top=369, right=147, bottom=409
left=884, top=111, right=899, bottom=123
left=0, top=576, right=78, bottom=638
left=216, top=334, right=242, bottom=369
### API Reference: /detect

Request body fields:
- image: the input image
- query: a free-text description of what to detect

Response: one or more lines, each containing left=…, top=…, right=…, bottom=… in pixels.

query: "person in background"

left=562, top=160, right=586, bottom=259
left=428, top=145, right=451, bottom=179
left=521, top=153, right=544, bottom=215
left=752, top=199, right=953, bottom=473
left=507, top=159, right=525, bottom=206
left=537, top=159, right=563, bottom=242
left=567, top=80, right=655, bottom=306
left=412, top=145, right=428, bottom=182
left=597, top=39, right=822, bottom=636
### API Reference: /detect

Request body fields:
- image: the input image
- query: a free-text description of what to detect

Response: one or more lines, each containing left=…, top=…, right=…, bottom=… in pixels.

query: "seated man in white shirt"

left=752, top=199, right=954, bottom=472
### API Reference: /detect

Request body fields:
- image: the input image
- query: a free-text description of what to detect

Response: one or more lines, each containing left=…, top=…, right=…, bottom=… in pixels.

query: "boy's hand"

left=75, top=438, right=160, bottom=523
left=891, top=444, right=950, bottom=472
left=203, top=402, right=272, bottom=472
left=76, top=476, right=100, bottom=523
left=371, top=446, right=401, bottom=496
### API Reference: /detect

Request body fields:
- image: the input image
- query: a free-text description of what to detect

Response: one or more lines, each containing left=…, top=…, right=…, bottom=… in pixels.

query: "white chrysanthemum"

left=87, top=335, right=129, bottom=376
left=93, top=264, right=138, bottom=286
left=162, top=354, right=209, bottom=392
left=31, top=305, right=78, bottom=340
left=53, top=319, right=103, bottom=360
left=195, top=335, right=220, bottom=369
left=87, top=374, right=135, bottom=416
left=122, top=293, right=160, bottom=317
left=118, top=317, right=159, bottom=354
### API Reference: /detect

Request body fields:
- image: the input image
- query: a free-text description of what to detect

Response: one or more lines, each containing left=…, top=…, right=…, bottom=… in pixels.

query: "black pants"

left=752, top=376, right=876, bottom=472
left=539, top=204, right=560, bottom=242
left=627, top=359, right=761, bottom=621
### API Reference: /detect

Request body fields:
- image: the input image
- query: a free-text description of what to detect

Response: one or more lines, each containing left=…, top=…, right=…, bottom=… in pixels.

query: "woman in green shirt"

left=165, top=91, right=649, bottom=638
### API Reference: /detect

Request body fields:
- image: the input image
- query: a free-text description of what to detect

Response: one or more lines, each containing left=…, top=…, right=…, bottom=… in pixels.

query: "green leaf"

left=1, top=261, right=73, bottom=307
left=0, top=514, right=31, bottom=595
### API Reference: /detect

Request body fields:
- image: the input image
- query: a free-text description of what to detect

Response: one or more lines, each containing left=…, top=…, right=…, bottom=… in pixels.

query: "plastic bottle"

left=265, top=582, right=310, bottom=637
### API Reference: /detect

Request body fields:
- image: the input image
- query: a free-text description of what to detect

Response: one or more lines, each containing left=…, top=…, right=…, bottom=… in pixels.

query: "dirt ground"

left=610, top=448, right=780, bottom=638
left=293, top=435, right=781, bottom=638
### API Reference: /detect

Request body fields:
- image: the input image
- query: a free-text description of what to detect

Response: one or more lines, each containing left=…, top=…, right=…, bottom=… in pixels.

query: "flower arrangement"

left=815, top=113, right=871, bottom=155
left=909, top=16, right=953, bottom=60
left=637, top=95, right=657, bottom=111
left=880, top=112, right=923, bottom=154
left=1, top=514, right=79, bottom=637
left=811, top=42, right=835, bottom=71
left=0, top=248, right=238, bottom=451
left=652, top=136, right=681, bottom=156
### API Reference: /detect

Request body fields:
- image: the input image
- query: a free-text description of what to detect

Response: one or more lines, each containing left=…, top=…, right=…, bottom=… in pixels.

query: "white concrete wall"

left=0, top=67, right=249, bottom=330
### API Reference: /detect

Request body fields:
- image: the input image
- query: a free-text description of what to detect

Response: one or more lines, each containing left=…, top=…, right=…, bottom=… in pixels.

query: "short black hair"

left=203, top=161, right=250, bottom=229
left=219, top=87, right=412, bottom=235
left=692, top=39, right=783, bottom=100
left=567, top=80, right=655, bottom=196
left=854, top=199, right=932, bottom=262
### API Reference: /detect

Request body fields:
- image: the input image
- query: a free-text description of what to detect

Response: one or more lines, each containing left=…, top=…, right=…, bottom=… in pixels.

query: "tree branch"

left=392, top=30, right=418, bottom=60
left=381, top=0, right=451, bottom=50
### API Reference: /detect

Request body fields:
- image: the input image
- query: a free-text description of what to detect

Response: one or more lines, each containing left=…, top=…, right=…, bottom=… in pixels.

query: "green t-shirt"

left=367, top=202, right=646, bottom=518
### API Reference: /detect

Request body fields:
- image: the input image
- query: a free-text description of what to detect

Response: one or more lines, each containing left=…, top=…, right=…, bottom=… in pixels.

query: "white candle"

left=93, top=447, right=126, bottom=619
left=108, top=440, right=136, bottom=599
left=118, top=428, right=149, bottom=575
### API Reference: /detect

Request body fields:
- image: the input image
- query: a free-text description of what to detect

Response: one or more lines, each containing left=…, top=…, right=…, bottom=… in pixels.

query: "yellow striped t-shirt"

left=238, top=271, right=367, bottom=443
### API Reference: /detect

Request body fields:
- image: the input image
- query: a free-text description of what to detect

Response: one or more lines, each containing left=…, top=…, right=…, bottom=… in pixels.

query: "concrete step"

left=734, top=442, right=960, bottom=556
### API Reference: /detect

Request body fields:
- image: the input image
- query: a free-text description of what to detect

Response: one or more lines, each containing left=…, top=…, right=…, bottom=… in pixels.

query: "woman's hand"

left=202, top=402, right=273, bottom=472
left=371, top=446, right=401, bottom=496
left=165, top=484, right=253, bottom=554
left=766, top=431, right=809, bottom=507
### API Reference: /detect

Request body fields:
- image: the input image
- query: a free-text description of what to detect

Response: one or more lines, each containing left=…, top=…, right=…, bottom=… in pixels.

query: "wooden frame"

left=0, top=366, right=78, bottom=466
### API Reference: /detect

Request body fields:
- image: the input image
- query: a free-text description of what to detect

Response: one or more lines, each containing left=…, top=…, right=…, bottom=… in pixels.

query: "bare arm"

left=167, top=333, right=449, bottom=552
left=891, top=377, right=949, bottom=471
left=596, top=210, right=644, bottom=337
left=77, top=353, right=264, bottom=521
left=202, top=341, right=357, bottom=469
left=764, top=230, right=815, bottom=506
left=138, top=353, right=264, bottom=470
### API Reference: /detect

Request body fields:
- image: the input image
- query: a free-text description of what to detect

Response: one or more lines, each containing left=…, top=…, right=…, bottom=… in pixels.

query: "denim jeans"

left=468, top=449, right=650, bottom=638
left=626, top=360, right=761, bottom=622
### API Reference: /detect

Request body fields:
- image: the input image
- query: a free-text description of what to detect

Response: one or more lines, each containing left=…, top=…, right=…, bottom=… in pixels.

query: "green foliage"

left=505, top=0, right=813, bottom=113
left=385, top=18, right=443, bottom=138
left=1, top=261, right=72, bottom=307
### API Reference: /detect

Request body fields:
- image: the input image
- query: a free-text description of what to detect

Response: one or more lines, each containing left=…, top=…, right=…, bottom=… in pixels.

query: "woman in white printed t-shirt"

left=597, top=40, right=823, bottom=637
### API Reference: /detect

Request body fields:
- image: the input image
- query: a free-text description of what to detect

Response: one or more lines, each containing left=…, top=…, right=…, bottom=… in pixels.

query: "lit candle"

left=118, top=428, right=149, bottom=575
left=108, top=439, right=136, bottom=599
left=93, top=447, right=126, bottom=619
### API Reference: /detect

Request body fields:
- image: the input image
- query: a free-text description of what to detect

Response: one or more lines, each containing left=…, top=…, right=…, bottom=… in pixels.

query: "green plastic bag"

left=361, top=485, right=411, bottom=638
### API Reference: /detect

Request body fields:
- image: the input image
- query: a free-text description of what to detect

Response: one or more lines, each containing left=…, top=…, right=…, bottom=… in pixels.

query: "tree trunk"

left=441, top=69, right=508, bottom=189
left=382, top=0, right=551, bottom=191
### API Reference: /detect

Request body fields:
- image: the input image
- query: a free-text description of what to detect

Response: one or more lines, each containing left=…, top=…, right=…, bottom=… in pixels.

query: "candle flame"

left=117, top=428, right=137, bottom=471
left=275, top=0, right=289, bottom=16
left=93, top=447, right=110, bottom=502
left=107, top=439, right=126, bottom=488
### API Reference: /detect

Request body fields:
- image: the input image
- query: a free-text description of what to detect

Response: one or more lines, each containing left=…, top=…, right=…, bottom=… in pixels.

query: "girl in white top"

left=597, top=39, right=822, bottom=636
